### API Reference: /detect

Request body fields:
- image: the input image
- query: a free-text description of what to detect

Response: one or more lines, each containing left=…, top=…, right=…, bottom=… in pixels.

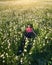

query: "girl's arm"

left=32, top=29, right=36, bottom=36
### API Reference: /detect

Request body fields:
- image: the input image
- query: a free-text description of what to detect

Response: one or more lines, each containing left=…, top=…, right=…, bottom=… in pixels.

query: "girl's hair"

left=26, top=24, right=33, bottom=28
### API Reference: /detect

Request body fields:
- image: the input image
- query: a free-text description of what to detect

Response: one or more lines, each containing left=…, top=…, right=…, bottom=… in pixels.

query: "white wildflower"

left=0, top=54, right=4, bottom=57
left=29, top=52, right=32, bottom=55
left=3, top=60, right=5, bottom=63
left=24, top=49, right=27, bottom=52
left=45, top=36, right=47, bottom=39
left=29, top=61, right=31, bottom=64
left=43, top=43, right=45, bottom=46
left=15, top=56, right=18, bottom=60
left=20, top=58, right=23, bottom=63
left=6, top=53, right=8, bottom=57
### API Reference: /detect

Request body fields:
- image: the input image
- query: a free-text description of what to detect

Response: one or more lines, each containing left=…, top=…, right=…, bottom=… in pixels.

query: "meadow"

left=0, top=1, right=52, bottom=65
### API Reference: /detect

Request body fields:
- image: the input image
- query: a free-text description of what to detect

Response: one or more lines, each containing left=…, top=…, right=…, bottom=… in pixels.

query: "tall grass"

left=0, top=6, right=52, bottom=65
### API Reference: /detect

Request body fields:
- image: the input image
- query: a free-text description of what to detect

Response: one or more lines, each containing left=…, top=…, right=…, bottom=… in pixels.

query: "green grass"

left=0, top=1, right=52, bottom=65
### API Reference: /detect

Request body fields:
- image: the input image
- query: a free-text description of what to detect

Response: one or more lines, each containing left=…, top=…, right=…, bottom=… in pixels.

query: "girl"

left=17, top=24, right=36, bottom=55
left=24, top=24, right=36, bottom=39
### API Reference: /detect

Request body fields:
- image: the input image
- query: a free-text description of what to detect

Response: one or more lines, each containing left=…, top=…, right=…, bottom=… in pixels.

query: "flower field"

left=0, top=1, right=52, bottom=65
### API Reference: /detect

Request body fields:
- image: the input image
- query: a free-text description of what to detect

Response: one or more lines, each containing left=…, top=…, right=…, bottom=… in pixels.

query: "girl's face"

left=28, top=25, right=31, bottom=28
